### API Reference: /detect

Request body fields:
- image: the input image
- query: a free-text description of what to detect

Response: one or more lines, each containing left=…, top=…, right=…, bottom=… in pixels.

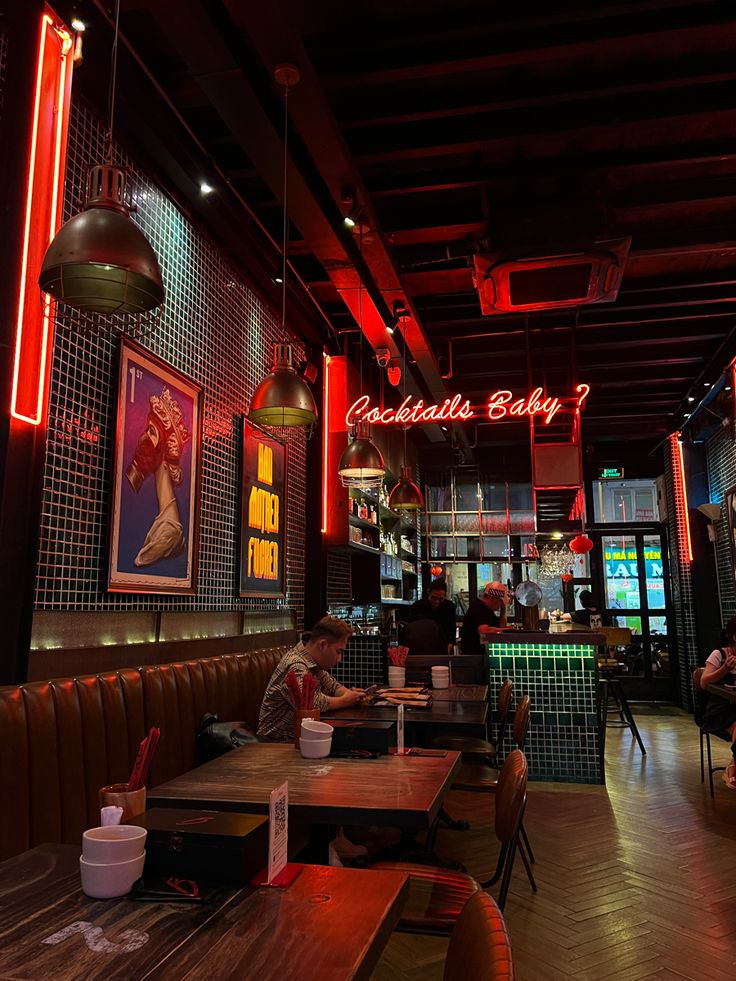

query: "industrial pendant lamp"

left=388, top=345, right=424, bottom=511
left=38, top=0, right=163, bottom=315
left=249, top=64, right=317, bottom=427
left=338, top=225, right=385, bottom=488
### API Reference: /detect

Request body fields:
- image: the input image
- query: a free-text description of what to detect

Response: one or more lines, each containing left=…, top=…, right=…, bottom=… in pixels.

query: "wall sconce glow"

left=11, top=8, right=74, bottom=426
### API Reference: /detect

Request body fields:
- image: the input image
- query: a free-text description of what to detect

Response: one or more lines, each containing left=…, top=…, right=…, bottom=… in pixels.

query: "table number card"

left=268, top=781, right=288, bottom=883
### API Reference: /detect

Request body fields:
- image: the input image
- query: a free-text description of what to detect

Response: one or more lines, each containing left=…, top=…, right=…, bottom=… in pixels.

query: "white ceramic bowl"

left=299, top=720, right=334, bottom=740
left=79, top=851, right=146, bottom=899
left=299, top=735, right=332, bottom=759
left=82, top=825, right=147, bottom=864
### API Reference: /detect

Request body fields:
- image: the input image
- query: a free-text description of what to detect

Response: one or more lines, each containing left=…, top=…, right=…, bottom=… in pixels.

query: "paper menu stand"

left=251, top=781, right=301, bottom=887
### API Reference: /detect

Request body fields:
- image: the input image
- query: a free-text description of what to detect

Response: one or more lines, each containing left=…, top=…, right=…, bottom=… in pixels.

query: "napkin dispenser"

left=130, top=808, right=268, bottom=884
left=330, top=720, right=396, bottom=755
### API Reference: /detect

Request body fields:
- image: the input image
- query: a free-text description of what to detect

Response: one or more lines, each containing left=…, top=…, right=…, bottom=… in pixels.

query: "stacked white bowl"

left=299, top=719, right=334, bottom=758
left=80, top=825, right=147, bottom=899
left=388, top=666, right=406, bottom=687
left=431, top=665, right=450, bottom=689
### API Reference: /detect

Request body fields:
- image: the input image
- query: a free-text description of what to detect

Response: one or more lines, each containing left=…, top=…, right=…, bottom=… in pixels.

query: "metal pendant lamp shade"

left=388, top=463, right=424, bottom=511
left=249, top=342, right=318, bottom=426
left=39, top=163, right=164, bottom=314
left=338, top=419, right=385, bottom=489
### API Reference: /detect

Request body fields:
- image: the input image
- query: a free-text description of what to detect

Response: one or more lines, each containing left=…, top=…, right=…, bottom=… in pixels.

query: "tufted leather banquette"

left=0, top=647, right=288, bottom=861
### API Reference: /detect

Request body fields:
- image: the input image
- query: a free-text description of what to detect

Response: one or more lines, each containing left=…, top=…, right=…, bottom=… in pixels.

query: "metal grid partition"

left=706, top=425, right=736, bottom=622
left=34, top=101, right=307, bottom=623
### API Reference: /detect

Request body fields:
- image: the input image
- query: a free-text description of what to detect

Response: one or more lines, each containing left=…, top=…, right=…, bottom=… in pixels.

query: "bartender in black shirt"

left=567, top=590, right=608, bottom=629
left=461, top=581, right=510, bottom=655
left=407, top=579, right=457, bottom=653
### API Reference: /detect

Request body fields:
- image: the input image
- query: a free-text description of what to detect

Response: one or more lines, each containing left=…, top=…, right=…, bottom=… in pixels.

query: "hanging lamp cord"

left=281, top=78, right=290, bottom=331
left=106, top=0, right=121, bottom=160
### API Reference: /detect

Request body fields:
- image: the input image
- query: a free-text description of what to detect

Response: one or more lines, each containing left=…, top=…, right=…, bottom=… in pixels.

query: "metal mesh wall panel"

left=34, top=101, right=307, bottom=625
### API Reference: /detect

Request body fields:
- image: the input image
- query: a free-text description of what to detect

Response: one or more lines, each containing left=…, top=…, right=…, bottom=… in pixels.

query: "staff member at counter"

left=565, top=590, right=609, bottom=629
left=461, top=582, right=511, bottom=654
left=407, top=578, right=456, bottom=653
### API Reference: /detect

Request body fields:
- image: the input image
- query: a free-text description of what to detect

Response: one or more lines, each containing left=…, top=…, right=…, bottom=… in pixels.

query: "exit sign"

left=598, top=466, right=624, bottom=479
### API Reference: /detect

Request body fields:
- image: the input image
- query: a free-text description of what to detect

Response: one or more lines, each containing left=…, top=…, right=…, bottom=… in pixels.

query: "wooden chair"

left=433, top=696, right=537, bottom=889
left=443, top=891, right=515, bottom=981
left=693, top=667, right=730, bottom=797
left=370, top=749, right=529, bottom=931
left=431, top=679, right=513, bottom=762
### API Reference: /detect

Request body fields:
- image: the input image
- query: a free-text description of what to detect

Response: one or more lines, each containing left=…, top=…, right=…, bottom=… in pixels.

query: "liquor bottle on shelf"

left=359, top=498, right=368, bottom=520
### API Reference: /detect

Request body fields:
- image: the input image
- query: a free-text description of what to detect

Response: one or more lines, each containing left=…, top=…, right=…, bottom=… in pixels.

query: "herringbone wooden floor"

left=370, top=708, right=736, bottom=980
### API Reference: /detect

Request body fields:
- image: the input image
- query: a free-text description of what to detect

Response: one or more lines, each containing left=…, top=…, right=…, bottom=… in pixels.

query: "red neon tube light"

left=672, top=433, right=693, bottom=563
left=10, top=8, right=74, bottom=426
left=321, top=354, right=330, bottom=534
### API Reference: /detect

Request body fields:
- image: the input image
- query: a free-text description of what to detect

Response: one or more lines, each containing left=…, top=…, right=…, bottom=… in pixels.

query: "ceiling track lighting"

left=39, top=0, right=164, bottom=317
left=249, top=64, right=317, bottom=428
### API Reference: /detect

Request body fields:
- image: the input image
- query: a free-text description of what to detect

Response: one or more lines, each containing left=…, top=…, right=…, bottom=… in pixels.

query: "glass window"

left=508, top=484, right=533, bottom=509
left=480, top=483, right=506, bottom=510
left=613, top=615, right=642, bottom=634
left=603, top=535, right=640, bottom=610
left=593, top=479, right=659, bottom=523
left=442, top=564, right=470, bottom=616
left=643, top=535, right=665, bottom=609
left=429, top=514, right=452, bottom=534
left=456, top=512, right=480, bottom=534
left=429, top=537, right=453, bottom=558
left=427, top=485, right=452, bottom=511
left=649, top=616, right=667, bottom=634
left=482, top=537, right=509, bottom=558
left=481, top=512, right=508, bottom=534
left=455, top=481, right=479, bottom=511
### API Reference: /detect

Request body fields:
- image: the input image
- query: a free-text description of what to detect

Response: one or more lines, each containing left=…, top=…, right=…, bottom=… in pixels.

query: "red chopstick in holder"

left=128, top=727, right=160, bottom=791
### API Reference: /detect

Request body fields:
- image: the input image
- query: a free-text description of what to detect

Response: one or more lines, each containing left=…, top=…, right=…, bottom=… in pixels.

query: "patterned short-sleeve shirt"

left=257, top=642, right=342, bottom=742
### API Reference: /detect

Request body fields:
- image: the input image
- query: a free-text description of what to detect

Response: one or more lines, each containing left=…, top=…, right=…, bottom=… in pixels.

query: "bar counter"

left=485, top=630, right=604, bottom=784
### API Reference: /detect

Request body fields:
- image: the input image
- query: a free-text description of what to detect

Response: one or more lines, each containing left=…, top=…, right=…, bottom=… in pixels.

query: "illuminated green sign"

left=597, top=467, right=624, bottom=479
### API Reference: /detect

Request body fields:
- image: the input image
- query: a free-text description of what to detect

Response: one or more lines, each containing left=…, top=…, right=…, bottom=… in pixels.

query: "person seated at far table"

left=407, top=578, right=457, bottom=653
left=258, top=615, right=367, bottom=860
left=257, top=615, right=364, bottom=743
left=460, top=581, right=512, bottom=655
left=564, top=590, right=610, bottom=629
left=700, top=616, right=736, bottom=791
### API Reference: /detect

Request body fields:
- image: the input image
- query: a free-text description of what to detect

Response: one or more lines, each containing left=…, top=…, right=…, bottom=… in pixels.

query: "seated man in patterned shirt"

left=257, top=615, right=364, bottom=742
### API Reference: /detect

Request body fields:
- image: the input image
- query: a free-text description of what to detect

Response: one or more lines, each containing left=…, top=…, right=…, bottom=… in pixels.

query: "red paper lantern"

left=561, top=572, right=574, bottom=583
left=430, top=565, right=443, bottom=577
left=569, top=535, right=594, bottom=555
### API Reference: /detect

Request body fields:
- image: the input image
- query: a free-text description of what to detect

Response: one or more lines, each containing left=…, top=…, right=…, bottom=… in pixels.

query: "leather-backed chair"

left=432, top=679, right=513, bottom=762
left=371, top=749, right=529, bottom=928
left=693, top=666, right=731, bottom=797
left=443, top=891, right=514, bottom=981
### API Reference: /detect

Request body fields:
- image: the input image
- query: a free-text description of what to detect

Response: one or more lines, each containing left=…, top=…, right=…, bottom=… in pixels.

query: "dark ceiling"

left=80, top=0, right=736, bottom=465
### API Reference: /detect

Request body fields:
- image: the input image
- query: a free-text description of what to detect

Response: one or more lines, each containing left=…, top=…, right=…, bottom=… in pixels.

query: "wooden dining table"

left=706, top=682, right=736, bottom=704
left=327, top=698, right=488, bottom=743
left=429, top=684, right=489, bottom=703
left=148, top=742, right=461, bottom=860
left=0, top=844, right=409, bottom=981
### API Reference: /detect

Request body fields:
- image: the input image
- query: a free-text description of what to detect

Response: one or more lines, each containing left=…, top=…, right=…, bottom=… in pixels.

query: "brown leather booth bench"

left=0, top=647, right=287, bottom=861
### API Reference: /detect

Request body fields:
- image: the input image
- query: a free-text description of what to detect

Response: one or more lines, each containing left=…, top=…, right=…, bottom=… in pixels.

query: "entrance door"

left=589, top=526, right=675, bottom=702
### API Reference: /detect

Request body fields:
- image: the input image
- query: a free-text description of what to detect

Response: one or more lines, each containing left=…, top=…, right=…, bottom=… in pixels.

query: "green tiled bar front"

left=487, top=633, right=602, bottom=784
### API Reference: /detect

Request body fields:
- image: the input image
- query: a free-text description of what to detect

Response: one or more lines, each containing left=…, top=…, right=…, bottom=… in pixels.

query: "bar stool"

left=597, top=676, right=646, bottom=755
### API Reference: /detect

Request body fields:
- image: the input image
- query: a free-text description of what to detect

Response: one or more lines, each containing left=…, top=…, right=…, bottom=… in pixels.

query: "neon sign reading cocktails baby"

left=346, top=384, right=590, bottom=427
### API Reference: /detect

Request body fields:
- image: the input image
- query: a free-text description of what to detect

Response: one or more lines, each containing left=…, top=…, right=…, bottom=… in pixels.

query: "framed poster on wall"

left=108, top=338, right=202, bottom=593
left=726, top=485, right=736, bottom=579
left=239, top=419, right=287, bottom=598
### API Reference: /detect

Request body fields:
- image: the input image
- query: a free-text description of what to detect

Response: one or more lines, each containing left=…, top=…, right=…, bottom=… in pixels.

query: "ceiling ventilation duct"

left=472, top=237, right=630, bottom=315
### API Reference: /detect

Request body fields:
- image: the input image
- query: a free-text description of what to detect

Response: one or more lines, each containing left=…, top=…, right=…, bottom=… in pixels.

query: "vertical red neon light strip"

left=10, top=9, right=73, bottom=426
left=672, top=432, right=693, bottom=563
left=321, top=353, right=331, bottom=534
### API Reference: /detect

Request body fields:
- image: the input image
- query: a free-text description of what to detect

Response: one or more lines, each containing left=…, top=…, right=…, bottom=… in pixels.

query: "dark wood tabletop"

left=148, top=742, right=461, bottom=829
left=327, top=701, right=487, bottom=727
left=428, top=684, right=488, bottom=702
left=0, top=844, right=408, bottom=981
left=706, top=683, right=736, bottom=704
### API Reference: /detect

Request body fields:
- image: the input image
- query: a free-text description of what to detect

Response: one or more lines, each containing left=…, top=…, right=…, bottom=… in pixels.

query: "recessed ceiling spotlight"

left=684, top=412, right=691, bottom=418
left=343, top=215, right=356, bottom=229
left=273, top=274, right=283, bottom=284
left=687, top=396, right=695, bottom=402
left=386, top=323, right=394, bottom=335
left=726, top=386, right=732, bottom=392
left=704, top=382, right=711, bottom=387
left=200, top=183, right=213, bottom=195
left=71, top=18, right=86, bottom=32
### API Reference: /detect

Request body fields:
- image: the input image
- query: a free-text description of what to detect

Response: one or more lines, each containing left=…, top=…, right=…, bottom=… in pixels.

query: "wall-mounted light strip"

left=321, top=353, right=331, bottom=534
left=10, top=7, right=74, bottom=426
left=672, top=432, right=693, bottom=563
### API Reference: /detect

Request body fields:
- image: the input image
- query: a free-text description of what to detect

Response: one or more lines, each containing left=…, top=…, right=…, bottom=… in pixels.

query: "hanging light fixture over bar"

left=38, top=0, right=164, bottom=315
left=250, top=341, right=318, bottom=426
left=388, top=463, right=424, bottom=511
left=249, top=63, right=317, bottom=427
left=338, top=419, right=385, bottom=490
